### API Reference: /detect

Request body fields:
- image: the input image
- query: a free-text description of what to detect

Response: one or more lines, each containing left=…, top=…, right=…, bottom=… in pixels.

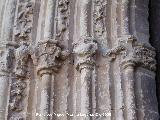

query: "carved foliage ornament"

left=104, top=36, right=156, bottom=71
left=94, top=0, right=106, bottom=37
left=14, top=0, right=33, bottom=42
left=15, top=42, right=31, bottom=78
left=9, top=42, right=30, bottom=116
left=73, top=36, right=98, bottom=72
left=34, top=39, right=69, bottom=75
left=120, top=38, right=156, bottom=71
left=9, top=81, right=27, bottom=112
left=56, top=0, right=70, bottom=39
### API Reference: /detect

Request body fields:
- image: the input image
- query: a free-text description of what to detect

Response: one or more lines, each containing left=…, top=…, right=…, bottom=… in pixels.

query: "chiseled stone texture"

left=0, top=0, right=159, bottom=120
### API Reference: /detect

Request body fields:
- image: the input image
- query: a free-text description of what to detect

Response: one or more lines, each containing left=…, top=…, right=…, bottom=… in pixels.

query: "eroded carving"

left=14, top=0, right=33, bottom=42
left=104, top=36, right=156, bottom=71
left=120, top=37, right=156, bottom=71
left=56, top=0, right=70, bottom=39
left=9, top=81, right=27, bottom=112
left=73, top=36, right=98, bottom=71
left=15, top=42, right=30, bottom=78
left=94, top=0, right=106, bottom=37
left=34, top=39, right=69, bottom=75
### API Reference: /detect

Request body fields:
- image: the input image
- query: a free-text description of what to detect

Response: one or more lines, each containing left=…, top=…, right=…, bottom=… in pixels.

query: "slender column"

left=120, top=36, right=137, bottom=120
left=0, top=42, right=17, bottom=120
left=73, top=36, right=97, bottom=120
left=35, top=40, right=69, bottom=120
left=0, top=0, right=17, bottom=119
left=122, top=62, right=137, bottom=120
left=38, top=69, right=53, bottom=120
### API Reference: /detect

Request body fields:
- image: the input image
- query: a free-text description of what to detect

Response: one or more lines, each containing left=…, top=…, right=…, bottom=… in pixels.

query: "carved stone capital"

left=34, top=39, right=69, bottom=76
left=73, top=36, right=98, bottom=72
left=104, top=35, right=156, bottom=71
left=120, top=36, right=156, bottom=71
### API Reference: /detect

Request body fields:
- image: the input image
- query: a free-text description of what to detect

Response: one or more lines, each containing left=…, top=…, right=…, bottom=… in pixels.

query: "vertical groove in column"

left=122, top=64, right=137, bottom=120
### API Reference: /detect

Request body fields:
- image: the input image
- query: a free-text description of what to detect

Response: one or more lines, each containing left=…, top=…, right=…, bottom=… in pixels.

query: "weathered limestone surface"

left=0, top=0, right=159, bottom=120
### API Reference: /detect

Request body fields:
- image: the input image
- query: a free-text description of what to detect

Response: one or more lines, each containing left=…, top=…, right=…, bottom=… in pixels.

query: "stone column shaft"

left=123, top=64, right=137, bottom=120
left=73, top=37, right=97, bottom=120
left=44, top=0, right=55, bottom=39
left=39, top=70, right=53, bottom=120
left=80, top=67, right=92, bottom=119
left=0, top=75, right=9, bottom=120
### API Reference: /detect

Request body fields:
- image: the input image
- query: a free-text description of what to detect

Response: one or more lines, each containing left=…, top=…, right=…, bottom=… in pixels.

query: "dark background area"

left=149, top=0, right=160, bottom=115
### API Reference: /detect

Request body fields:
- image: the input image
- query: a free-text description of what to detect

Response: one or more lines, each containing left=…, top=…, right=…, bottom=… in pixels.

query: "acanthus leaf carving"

left=73, top=36, right=98, bottom=72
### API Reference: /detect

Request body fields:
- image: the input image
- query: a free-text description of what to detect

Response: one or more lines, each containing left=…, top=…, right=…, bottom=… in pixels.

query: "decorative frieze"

left=93, top=0, right=106, bottom=37
left=14, top=0, right=34, bottom=42
left=56, top=0, right=70, bottom=39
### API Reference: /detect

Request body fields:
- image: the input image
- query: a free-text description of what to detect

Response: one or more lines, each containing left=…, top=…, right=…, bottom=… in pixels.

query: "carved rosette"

left=73, top=36, right=98, bottom=72
left=14, top=0, right=34, bottom=43
left=35, top=39, right=69, bottom=76
left=56, top=0, right=70, bottom=39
